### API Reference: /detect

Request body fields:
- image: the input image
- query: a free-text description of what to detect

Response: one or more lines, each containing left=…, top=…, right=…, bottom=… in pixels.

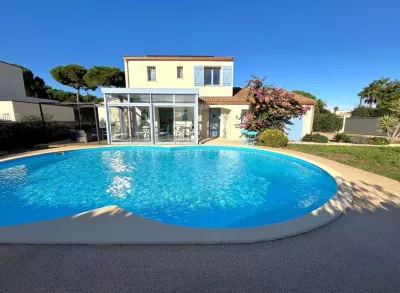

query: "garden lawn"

left=285, top=144, right=400, bottom=182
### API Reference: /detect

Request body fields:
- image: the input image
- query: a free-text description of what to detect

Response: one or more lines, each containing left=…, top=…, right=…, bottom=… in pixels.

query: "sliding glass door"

left=153, top=105, right=195, bottom=144
left=129, top=106, right=151, bottom=143
left=153, top=106, right=174, bottom=143
left=175, top=106, right=195, bottom=143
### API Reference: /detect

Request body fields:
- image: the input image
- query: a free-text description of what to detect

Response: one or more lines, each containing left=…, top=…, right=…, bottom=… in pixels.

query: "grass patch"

left=285, top=144, right=400, bottom=182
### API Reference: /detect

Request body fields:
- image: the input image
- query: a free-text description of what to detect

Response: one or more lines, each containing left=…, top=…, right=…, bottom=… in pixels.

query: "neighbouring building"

left=330, top=109, right=351, bottom=118
left=101, top=55, right=315, bottom=144
left=0, top=61, right=75, bottom=122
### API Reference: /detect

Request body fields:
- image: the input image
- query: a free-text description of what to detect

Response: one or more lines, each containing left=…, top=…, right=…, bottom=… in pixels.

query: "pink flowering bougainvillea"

left=242, top=76, right=310, bottom=132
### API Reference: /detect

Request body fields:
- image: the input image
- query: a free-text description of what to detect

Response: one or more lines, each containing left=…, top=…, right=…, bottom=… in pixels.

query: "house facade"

left=101, top=55, right=315, bottom=144
left=124, top=55, right=234, bottom=97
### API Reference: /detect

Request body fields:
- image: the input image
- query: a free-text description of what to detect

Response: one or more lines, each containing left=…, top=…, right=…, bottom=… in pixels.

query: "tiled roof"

left=200, top=88, right=316, bottom=105
left=199, top=96, right=250, bottom=105
left=123, top=55, right=234, bottom=61
left=231, top=88, right=317, bottom=105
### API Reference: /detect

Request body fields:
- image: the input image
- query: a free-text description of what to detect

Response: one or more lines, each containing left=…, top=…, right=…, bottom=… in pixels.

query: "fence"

left=0, top=112, right=20, bottom=122
left=343, top=117, right=384, bottom=136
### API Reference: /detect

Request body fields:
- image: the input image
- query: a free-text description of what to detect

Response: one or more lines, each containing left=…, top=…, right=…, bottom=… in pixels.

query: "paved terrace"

left=1, top=141, right=400, bottom=292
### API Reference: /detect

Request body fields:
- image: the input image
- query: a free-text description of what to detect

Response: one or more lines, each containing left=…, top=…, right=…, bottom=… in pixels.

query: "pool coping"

left=0, top=145, right=353, bottom=244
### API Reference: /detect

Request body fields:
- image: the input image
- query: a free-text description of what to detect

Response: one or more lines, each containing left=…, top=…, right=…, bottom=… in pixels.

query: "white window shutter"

left=194, top=66, right=204, bottom=86
left=222, top=66, right=232, bottom=86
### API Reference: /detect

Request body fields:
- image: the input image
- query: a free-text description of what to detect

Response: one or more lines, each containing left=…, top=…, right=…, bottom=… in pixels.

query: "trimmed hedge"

left=257, top=129, right=289, bottom=147
left=313, top=113, right=343, bottom=132
left=0, top=119, right=70, bottom=151
left=351, top=106, right=387, bottom=117
left=302, top=133, right=329, bottom=143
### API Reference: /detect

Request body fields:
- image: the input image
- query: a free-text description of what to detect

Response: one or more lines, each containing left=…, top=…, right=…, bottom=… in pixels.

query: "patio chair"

left=175, top=125, right=185, bottom=141
left=159, top=125, right=172, bottom=142
left=240, top=129, right=248, bottom=144
left=247, top=131, right=257, bottom=146
left=137, top=126, right=150, bottom=142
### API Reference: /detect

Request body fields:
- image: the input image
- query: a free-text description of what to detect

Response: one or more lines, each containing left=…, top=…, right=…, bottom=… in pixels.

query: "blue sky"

left=1, top=0, right=399, bottom=110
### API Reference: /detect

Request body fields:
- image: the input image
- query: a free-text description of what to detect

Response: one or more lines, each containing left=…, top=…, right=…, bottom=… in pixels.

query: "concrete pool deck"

left=1, top=142, right=400, bottom=292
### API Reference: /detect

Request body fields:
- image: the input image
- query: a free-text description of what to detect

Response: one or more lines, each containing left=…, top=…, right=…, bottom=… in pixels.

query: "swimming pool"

left=0, top=146, right=338, bottom=228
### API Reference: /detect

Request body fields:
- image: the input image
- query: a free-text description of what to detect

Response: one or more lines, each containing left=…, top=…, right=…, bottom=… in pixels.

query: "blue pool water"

left=0, top=146, right=337, bottom=228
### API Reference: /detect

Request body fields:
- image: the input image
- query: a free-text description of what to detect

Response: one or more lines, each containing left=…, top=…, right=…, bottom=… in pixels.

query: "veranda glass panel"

left=152, top=95, right=173, bottom=103
left=106, top=94, right=128, bottom=103
left=129, top=94, right=150, bottom=103
left=175, top=95, right=195, bottom=103
left=109, top=106, right=131, bottom=142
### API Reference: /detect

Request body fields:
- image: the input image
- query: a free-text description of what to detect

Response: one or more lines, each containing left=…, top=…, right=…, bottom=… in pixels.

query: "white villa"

left=101, top=55, right=316, bottom=144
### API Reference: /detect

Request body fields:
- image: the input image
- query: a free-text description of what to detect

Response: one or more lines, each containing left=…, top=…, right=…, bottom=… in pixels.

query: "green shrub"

left=0, top=118, right=71, bottom=151
left=369, top=137, right=390, bottom=145
left=257, top=129, right=289, bottom=147
left=313, top=113, right=343, bottom=132
left=349, top=136, right=370, bottom=144
left=302, top=133, right=329, bottom=143
left=333, top=133, right=351, bottom=143
left=49, top=123, right=70, bottom=141
left=351, top=106, right=387, bottom=117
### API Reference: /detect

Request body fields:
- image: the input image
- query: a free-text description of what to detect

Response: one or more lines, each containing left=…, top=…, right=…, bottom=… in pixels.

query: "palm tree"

left=358, top=78, right=390, bottom=108
left=377, top=99, right=400, bottom=141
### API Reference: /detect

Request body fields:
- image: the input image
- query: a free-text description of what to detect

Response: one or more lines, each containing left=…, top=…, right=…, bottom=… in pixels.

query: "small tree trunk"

left=76, top=89, right=82, bottom=130
left=392, top=124, right=400, bottom=141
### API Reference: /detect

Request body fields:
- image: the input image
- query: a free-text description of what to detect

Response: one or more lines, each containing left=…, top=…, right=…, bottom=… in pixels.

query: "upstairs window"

left=177, top=66, right=183, bottom=78
left=147, top=66, right=156, bottom=81
left=204, top=67, right=220, bottom=85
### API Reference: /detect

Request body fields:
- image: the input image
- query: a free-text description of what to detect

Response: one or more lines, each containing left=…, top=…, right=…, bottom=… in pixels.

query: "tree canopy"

left=84, top=66, right=125, bottom=88
left=50, top=64, right=87, bottom=92
left=15, top=64, right=102, bottom=104
left=292, top=90, right=317, bottom=100
left=358, top=78, right=400, bottom=110
left=292, top=89, right=327, bottom=113
left=13, top=64, right=49, bottom=98
left=291, top=89, right=342, bottom=132
left=46, top=88, right=98, bottom=103
left=350, top=106, right=386, bottom=117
